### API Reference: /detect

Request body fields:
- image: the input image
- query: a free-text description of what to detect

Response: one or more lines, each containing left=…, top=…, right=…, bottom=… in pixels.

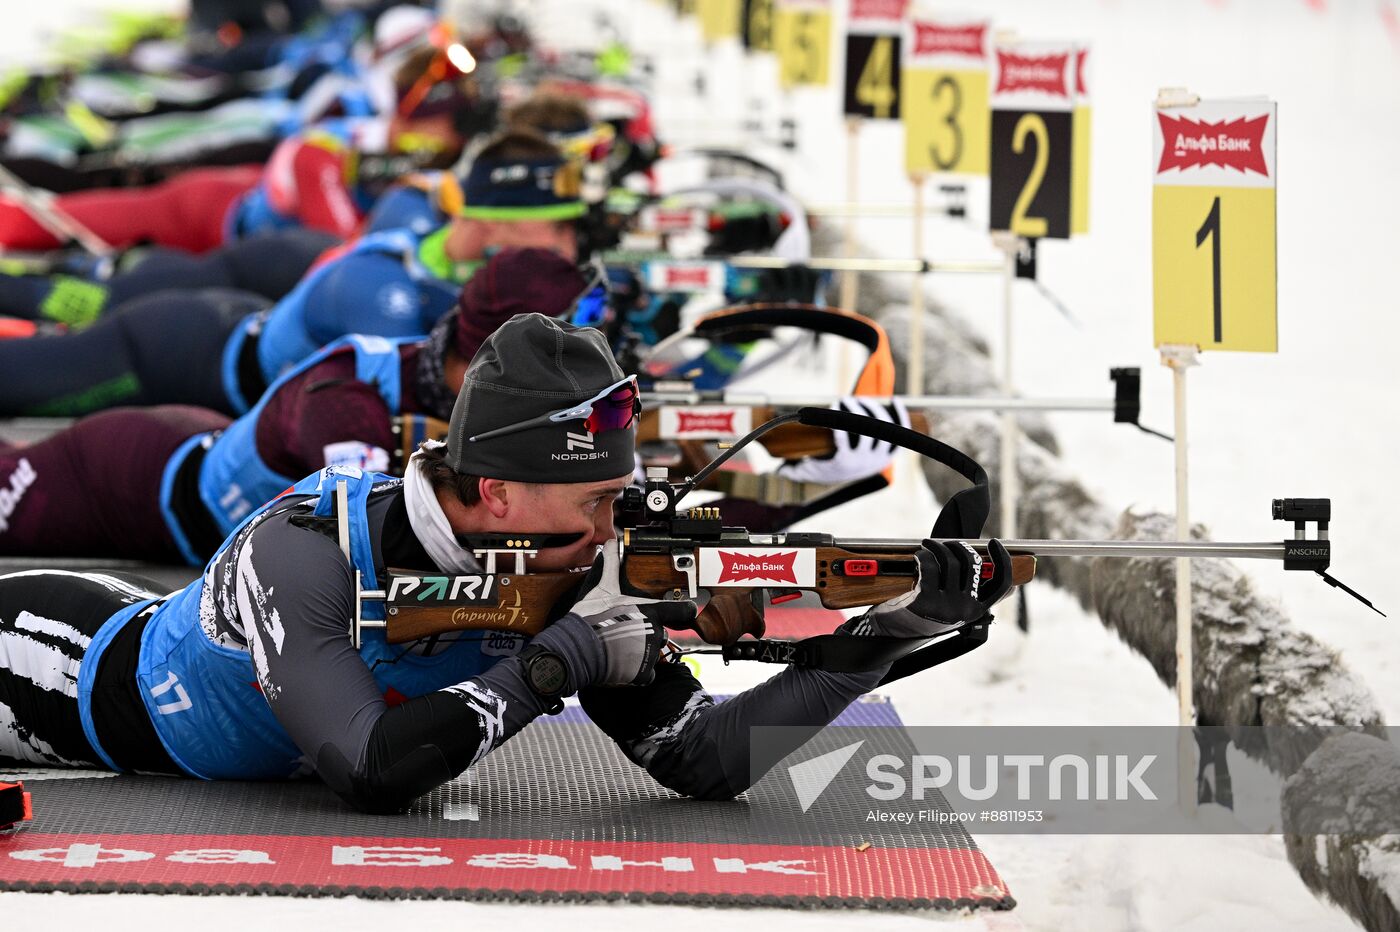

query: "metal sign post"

left=839, top=115, right=863, bottom=315
left=988, top=231, right=1020, bottom=628
left=1160, top=342, right=1199, bottom=808
left=836, top=116, right=863, bottom=388
left=906, top=172, right=929, bottom=396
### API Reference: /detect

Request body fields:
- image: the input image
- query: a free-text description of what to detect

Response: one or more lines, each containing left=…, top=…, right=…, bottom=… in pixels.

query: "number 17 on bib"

left=1153, top=97, right=1277, bottom=352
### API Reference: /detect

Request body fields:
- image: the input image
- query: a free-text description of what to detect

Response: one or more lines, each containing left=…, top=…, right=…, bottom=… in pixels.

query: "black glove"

left=852, top=539, right=1014, bottom=638
left=568, top=545, right=697, bottom=686
left=708, top=212, right=784, bottom=254
left=748, top=263, right=824, bottom=305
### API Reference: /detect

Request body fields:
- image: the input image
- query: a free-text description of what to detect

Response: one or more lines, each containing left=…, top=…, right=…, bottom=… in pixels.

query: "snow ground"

left=4, top=0, right=1397, bottom=930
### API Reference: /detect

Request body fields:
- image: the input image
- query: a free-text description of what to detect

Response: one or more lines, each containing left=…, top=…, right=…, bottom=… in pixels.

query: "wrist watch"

left=518, top=644, right=569, bottom=715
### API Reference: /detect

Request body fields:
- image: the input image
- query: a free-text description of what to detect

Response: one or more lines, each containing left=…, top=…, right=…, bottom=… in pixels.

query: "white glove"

left=569, top=545, right=696, bottom=686
left=773, top=397, right=911, bottom=485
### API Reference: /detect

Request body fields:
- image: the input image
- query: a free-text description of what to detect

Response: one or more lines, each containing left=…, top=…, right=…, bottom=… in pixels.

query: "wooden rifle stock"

left=637, top=407, right=932, bottom=460
left=380, top=547, right=1036, bottom=646
left=384, top=572, right=578, bottom=643
left=626, top=547, right=1035, bottom=643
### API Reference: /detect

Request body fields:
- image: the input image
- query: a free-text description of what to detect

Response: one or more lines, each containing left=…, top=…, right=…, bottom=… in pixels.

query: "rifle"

left=359, top=405, right=1037, bottom=683
left=0, top=163, right=115, bottom=260
left=639, top=369, right=1150, bottom=458
left=365, top=409, right=1383, bottom=683
left=392, top=305, right=897, bottom=472
left=639, top=304, right=1158, bottom=458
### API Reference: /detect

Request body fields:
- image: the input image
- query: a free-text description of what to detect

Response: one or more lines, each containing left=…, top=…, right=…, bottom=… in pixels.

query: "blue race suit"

left=160, top=334, right=411, bottom=565
left=220, top=228, right=459, bottom=412
left=78, top=466, right=502, bottom=780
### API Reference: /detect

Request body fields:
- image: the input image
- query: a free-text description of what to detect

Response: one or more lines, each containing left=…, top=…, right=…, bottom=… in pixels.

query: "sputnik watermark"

left=788, top=742, right=1157, bottom=813
left=864, top=752, right=1157, bottom=801
left=755, top=726, right=1400, bottom=835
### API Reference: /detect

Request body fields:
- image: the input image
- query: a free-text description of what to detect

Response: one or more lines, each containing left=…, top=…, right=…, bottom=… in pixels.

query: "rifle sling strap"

left=717, top=621, right=990, bottom=684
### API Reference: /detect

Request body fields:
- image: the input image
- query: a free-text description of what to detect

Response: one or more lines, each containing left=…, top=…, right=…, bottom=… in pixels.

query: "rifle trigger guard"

left=672, top=551, right=698, bottom=598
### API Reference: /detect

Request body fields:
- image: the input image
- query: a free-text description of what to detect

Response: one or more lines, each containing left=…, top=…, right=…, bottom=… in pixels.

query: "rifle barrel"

left=645, top=393, right=1113, bottom=413
left=724, top=255, right=1003, bottom=275
left=838, top=538, right=1289, bottom=561
left=804, top=203, right=951, bottom=218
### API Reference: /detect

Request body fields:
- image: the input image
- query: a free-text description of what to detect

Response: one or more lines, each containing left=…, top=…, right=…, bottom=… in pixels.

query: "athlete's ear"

left=443, top=347, right=468, bottom=394
left=478, top=477, right=511, bottom=519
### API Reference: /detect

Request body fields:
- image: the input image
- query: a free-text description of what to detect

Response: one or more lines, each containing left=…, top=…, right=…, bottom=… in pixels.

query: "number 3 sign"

left=901, top=18, right=990, bottom=176
left=1152, top=97, right=1277, bottom=352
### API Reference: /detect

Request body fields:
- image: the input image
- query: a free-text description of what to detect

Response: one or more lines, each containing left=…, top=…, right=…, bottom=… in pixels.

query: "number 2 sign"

left=988, top=41, right=1081, bottom=239
left=1152, top=98, right=1277, bottom=352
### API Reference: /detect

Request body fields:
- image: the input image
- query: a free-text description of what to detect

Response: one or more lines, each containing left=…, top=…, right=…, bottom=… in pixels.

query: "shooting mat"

left=0, top=696, right=1013, bottom=911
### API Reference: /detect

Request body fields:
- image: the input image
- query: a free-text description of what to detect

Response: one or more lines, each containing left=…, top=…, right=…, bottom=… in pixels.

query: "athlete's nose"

left=590, top=499, right=617, bottom=546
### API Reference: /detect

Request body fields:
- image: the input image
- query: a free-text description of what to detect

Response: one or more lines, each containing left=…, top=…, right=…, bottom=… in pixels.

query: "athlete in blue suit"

left=0, top=129, right=585, bottom=417
left=0, top=313, right=1012, bottom=813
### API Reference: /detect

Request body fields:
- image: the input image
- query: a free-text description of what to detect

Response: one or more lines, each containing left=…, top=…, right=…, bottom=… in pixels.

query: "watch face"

left=528, top=653, right=569, bottom=696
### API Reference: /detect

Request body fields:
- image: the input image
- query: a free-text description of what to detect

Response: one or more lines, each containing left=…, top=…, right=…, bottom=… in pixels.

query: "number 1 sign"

left=1153, top=96, right=1277, bottom=352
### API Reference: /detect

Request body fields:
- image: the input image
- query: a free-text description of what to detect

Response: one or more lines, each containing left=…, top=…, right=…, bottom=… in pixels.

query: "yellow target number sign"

left=901, top=19, right=990, bottom=177
left=742, top=0, right=774, bottom=51
left=844, top=33, right=900, bottom=119
left=1070, top=47, right=1092, bottom=235
left=774, top=0, right=831, bottom=88
left=698, top=0, right=740, bottom=43
left=842, top=1, right=908, bottom=120
left=1152, top=98, right=1277, bottom=352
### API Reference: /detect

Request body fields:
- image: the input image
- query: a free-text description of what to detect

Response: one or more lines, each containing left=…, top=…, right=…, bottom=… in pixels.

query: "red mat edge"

left=1, top=833, right=1015, bottom=911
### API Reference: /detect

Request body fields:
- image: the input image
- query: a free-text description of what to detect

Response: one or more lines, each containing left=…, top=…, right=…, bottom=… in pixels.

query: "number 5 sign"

left=774, top=0, right=832, bottom=88
left=1152, top=97, right=1277, bottom=352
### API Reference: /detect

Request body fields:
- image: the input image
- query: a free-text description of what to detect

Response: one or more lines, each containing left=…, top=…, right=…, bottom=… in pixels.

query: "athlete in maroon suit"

left=0, top=248, right=584, bottom=563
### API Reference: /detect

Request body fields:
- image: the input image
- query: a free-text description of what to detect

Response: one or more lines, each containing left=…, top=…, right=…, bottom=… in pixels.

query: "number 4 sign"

left=1152, top=96, right=1277, bottom=352
left=842, top=0, right=908, bottom=120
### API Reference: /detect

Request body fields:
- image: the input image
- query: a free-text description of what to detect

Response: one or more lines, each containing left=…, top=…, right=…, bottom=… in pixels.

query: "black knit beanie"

left=445, top=313, right=634, bottom=482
